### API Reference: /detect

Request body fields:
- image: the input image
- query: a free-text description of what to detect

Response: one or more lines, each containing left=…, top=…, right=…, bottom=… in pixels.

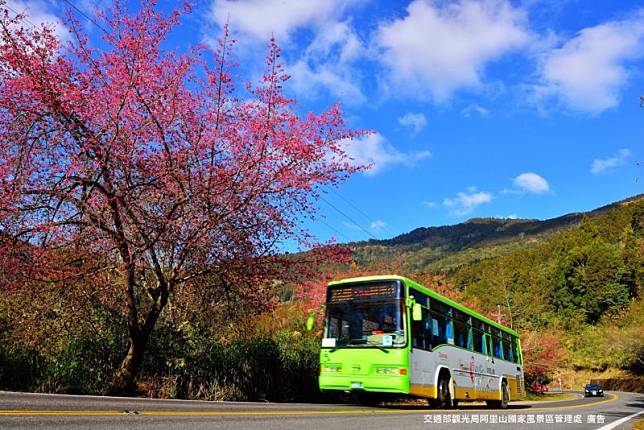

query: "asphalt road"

left=0, top=390, right=642, bottom=430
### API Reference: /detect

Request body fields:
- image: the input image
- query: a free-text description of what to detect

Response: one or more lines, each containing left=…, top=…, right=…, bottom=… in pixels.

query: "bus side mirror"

left=412, top=303, right=422, bottom=321
left=306, top=314, right=315, bottom=331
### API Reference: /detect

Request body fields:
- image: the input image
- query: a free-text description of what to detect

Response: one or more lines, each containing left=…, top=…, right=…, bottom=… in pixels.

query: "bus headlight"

left=375, top=367, right=407, bottom=375
left=321, top=366, right=342, bottom=373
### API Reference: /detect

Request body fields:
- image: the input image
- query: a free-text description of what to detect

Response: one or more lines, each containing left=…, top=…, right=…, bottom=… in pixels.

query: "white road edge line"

left=596, top=410, right=643, bottom=430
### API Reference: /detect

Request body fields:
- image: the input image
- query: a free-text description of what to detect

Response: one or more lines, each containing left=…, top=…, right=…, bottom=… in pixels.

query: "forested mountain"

left=350, top=194, right=644, bottom=273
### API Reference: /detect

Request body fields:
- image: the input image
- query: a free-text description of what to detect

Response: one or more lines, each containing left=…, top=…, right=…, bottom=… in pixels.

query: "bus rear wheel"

left=486, top=380, right=509, bottom=409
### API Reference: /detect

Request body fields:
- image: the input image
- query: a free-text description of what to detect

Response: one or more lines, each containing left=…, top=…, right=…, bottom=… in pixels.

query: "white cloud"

left=423, top=201, right=438, bottom=208
left=591, top=148, right=631, bottom=175
left=398, top=112, right=428, bottom=135
left=370, top=220, right=386, bottom=231
left=6, top=0, right=68, bottom=41
left=303, top=19, right=362, bottom=63
left=443, top=188, right=493, bottom=216
left=377, top=0, right=530, bottom=102
left=209, top=1, right=367, bottom=105
left=461, top=104, right=490, bottom=117
left=513, top=172, right=550, bottom=194
left=343, top=133, right=431, bottom=176
left=209, top=0, right=350, bottom=43
left=289, top=60, right=366, bottom=103
left=342, top=221, right=361, bottom=231
left=532, top=12, right=644, bottom=113
left=288, top=20, right=366, bottom=104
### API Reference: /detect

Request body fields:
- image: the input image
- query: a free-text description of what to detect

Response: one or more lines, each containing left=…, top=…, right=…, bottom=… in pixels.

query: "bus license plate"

left=351, top=382, right=363, bottom=389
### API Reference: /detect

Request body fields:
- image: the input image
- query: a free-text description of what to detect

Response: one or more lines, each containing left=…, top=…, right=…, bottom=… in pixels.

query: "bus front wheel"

left=436, top=374, right=453, bottom=409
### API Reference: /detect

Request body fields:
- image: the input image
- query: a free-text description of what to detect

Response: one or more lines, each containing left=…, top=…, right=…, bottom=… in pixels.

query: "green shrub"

left=0, top=341, right=44, bottom=391
left=40, top=336, right=115, bottom=394
left=141, top=324, right=323, bottom=402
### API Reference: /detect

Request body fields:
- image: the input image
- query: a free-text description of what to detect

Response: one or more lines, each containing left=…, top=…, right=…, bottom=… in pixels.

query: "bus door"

left=409, top=304, right=435, bottom=396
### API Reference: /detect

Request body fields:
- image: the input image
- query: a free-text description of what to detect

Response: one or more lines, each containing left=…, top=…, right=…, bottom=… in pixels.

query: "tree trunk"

left=107, top=282, right=168, bottom=396
left=107, top=333, right=148, bottom=396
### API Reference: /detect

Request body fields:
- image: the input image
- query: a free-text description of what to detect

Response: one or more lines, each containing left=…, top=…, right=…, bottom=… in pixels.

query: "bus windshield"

left=325, top=299, right=406, bottom=347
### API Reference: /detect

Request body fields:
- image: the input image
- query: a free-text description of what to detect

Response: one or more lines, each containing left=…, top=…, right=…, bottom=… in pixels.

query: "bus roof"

left=328, top=274, right=519, bottom=337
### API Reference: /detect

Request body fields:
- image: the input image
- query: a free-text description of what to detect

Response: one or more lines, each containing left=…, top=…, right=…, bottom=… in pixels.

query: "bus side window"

left=503, top=339, right=513, bottom=362
left=411, top=306, right=432, bottom=350
left=454, top=320, right=468, bottom=349
left=472, top=329, right=484, bottom=353
left=411, top=308, right=424, bottom=349
left=421, top=308, right=432, bottom=350
left=485, top=335, right=493, bottom=356
left=445, top=318, right=454, bottom=345
left=513, top=338, right=521, bottom=364
left=430, top=311, right=447, bottom=348
left=493, top=336, right=504, bottom=359
left=423, top=316, right=432, bottom=349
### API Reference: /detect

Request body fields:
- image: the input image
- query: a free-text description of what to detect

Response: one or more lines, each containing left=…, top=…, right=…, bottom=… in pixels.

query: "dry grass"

left=553, top=368, right=631, bottom=390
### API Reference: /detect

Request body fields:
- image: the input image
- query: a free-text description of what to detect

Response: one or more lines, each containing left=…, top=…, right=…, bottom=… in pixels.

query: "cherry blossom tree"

left=0, top=1, right=362, bottom=394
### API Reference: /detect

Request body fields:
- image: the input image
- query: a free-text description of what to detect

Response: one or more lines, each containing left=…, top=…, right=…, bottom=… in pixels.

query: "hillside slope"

left=351, top=194, right=643, bottom=273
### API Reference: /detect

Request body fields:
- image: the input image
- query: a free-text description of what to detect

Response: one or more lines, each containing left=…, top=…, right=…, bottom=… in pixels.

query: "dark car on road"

left=584, top=383, right=604, bottom=397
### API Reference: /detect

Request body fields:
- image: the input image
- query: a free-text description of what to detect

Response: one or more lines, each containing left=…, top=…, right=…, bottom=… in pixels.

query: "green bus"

left=318, top=275, right=524, bottom=408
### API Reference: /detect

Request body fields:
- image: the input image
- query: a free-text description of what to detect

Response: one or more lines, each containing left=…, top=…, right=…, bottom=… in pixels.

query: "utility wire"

left=4, top=5, right=39, bottom=29
left=319, top=195, right=377, bottom=241
left=6, top=2, right=108, bottom=36
left=61, top=0, right=109, bottom=34
left=329, top=188, right=393, bottom=237
left=317, top=218, right=352, bottom=243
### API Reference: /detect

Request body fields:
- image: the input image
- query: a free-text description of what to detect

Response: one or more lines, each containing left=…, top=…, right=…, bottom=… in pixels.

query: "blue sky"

left=9, top=0, right=644, bottom=247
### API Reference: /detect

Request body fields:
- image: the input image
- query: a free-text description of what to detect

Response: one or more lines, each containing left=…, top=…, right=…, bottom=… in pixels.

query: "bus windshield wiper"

left=329, top=337, right=349, bottom=353
left=365, top=340, right=390, bottom=353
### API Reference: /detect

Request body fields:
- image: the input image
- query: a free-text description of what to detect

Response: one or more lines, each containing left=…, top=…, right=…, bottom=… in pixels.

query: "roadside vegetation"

left=1, top=199, right=641, bottom=400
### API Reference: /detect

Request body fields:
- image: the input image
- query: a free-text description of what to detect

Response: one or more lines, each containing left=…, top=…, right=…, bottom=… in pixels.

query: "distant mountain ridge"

left=349, top=194, right=643, bottom=272
left=362, top=194, right=642, bottom=249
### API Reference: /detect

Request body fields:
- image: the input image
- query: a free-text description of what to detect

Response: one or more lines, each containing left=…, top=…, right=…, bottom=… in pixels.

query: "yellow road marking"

left=0, top=411, right=125, bottom=416
left=0, top=393, right=618, bottom=417
left=522, top=393, right=618, bottom=412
